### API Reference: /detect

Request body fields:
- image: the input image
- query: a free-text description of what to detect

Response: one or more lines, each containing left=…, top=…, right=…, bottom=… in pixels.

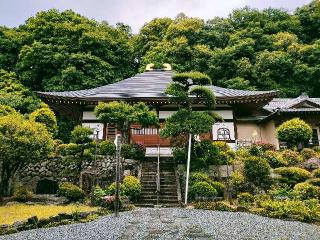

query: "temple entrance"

left=36, top=179, right=58, bottom=194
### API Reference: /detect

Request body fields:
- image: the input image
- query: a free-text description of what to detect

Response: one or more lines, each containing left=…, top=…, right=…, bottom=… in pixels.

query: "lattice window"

left=217, top=128, right=231, bottom=140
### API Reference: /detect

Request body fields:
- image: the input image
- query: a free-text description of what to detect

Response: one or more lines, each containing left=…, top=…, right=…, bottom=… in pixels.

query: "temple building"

left=38, top=68, right=320, bottom=155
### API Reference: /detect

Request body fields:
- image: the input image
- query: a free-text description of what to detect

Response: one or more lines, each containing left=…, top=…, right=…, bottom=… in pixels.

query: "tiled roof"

left=38, top=70, right=278, bottom=101
left=264, top=95, right=320, bottom=113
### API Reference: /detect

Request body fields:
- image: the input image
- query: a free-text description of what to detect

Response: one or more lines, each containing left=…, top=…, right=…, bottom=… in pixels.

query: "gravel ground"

left=1, top=208, right=320, bottom=240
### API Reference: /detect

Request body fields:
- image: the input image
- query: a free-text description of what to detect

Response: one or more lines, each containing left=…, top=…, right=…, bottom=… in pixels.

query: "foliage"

left=264, top=150, right=288, bottom=168
left=281, top=149, right=303, bottom=166
left=70, top=125, right=93, bottom=144
left=121, top=143, right=145, bottom=160
left=308, top=178, right=320, bottom=187
left=58, top=182, right=86, bottom=202
left=0, top=113, right=54, bottom=195
left=0, top=69, right=40, bottom=113
left=267, top=186, right=299, bottom=200
left=254, top=141, right=276, bottom=151
left=189, top=181, right=218, bottom=200
left=29, top=105, right=58, bottom=137
left=193, top=201, right=236, bottom=211
left=300, top=148, right=317, bottom=160
left=230, top=170, right=249, bottom=194
left=189, top=172, right=225, bottom=197
left=237, top=192, right=254, bottom=205
left=0, top=203, right=97, bottom=225
left=121, top=176, right=141, bottom=202
left=13, top=187, right=33, bottom=202
left=91, top=186, right=106, bottom=206
left=244, top=156, right=271, bottom=187
left=98, top=141, right=116, bottom=156
left=312, top=169, right=320, bottom=178
left=193, top=140, right=220, bottom=168
left=259, top=199, right=320, bottom=222
left=274, top=167, right=311, bottom=186
left=94, top=101, right=158, bottom=143
left=0, top=104, right=16, bottom=116
left=293, top=182, right=320, bottom=200
left=276, top=118, right=312, bottom=148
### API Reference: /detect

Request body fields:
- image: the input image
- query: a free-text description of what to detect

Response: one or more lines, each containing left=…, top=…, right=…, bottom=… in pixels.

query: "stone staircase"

left=138, top=158, right=180, bottom=207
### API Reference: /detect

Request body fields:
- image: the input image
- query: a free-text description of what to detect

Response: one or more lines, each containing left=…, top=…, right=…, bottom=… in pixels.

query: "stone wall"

left=16, top=156, right=140, bottom=193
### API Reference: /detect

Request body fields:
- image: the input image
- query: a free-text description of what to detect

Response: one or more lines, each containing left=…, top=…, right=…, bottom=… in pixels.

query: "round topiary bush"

left=189, top=181, right=217, bottom=200
left=244, top=156, right=271, bottom=187
left=122, top=176, right=141, bottom=202
left=281, top=149, right=303, bottom=166
left=210, top=181, right=225, bottom=197
left=58, top=182, right=85, bottom=202
left=293, top=182, right=320, bottom=200
left=189, top=172, right=211, bottom=186
left=276, top=118, right=312, bottom=148
left=274, top=167, right=311, bottom=186
left=237, top=192, right=254, bottom=205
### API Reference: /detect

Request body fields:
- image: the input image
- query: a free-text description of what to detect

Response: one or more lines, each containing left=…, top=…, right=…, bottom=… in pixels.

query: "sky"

left=0, top=0, right=312, bottom=33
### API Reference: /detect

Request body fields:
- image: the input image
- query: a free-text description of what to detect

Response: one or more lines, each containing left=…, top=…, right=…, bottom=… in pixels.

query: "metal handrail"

left=156, top=144, right=160, bottom=205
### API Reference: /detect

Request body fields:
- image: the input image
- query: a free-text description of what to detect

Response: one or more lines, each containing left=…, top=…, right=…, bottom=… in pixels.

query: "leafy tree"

left=94, top=101, right=159, bottom=143
left=0, top=113, right=54, bottom=195
left=276, top=118, right=313, bottom=148
left=58, top=125, right=94, bottom=183
left=0, top=69, right=40, bottom=113
left=29, top=104, right=58, bottom=137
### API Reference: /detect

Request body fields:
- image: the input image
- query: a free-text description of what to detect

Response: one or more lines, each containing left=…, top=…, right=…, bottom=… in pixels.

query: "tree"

left=94, top=101, right=159, bottom=143
left=276, top=118, right=312, bottom=148
left=29, top=104, right=58, bottom=137
left=58, top=125, right=94, bottom=183
left=0, top=113, right=54, bottom=195
left=0, top=69, right=40, bottom=113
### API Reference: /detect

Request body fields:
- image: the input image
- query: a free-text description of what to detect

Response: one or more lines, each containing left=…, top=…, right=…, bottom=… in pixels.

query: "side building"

left=38, top=69, right=320, bottom=154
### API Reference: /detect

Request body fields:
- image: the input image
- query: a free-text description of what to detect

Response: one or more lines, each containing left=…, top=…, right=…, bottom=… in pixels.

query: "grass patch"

left=0, top=204, right=97, bottom=225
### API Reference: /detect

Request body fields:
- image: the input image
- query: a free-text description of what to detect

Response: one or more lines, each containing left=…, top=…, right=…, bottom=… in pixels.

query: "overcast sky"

left=0, top=0, right=312, bottom=33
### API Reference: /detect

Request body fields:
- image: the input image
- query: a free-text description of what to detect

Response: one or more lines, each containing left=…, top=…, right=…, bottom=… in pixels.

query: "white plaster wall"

left=83, top=111, right=97, bottom=120
left=82, top=123, right=104, bottom=140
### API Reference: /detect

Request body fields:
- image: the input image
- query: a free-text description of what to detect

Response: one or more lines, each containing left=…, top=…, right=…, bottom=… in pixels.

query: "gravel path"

left=1, top=208, right=320, bottom=240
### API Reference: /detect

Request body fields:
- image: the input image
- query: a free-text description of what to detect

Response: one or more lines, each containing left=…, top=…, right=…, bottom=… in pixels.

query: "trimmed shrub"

left=267, top=186, right=299, bottom=200
left=121, top=143, right=145, bottom=160
left=308, top=178, right=320, bottom=187
left=244, top=156, right=271, bottom=187
left=98, top=141, right=116, bottom=156
left=58, top=182, right=85, bottom=202
left=237, top=192, right=254, bottom=205
left=189, top=172, right=211, bottom=186
left=248, top=144, right=263, bottom=156
left=313, top=169, right=320, bottom=178
left=301, top=148, right=317, bottom=160
left=13, top=187, right=33, bottom=202
left=255, top=141, right=276, bottom=151
left=276, top=118, right=312, bottom=148
left=294, top=182, right=320, bottom=200
left=254, top=194, right=271, bottom=207
left=265, top=150, right=288, bottom=168
left=281, top=149, right=303, bottom=166
left=122, top=176, right=141, bottom=202
left=212, top=141, right=231, bottom=152
left=193, top=201, right=235, bottom=211
left=106, top=182, right=124, bottom=196
left=91, top=186, right=106, bottom=206
left=189, top=181, right=217, bottom=200
left=274, top=167, right=311, bottom=186
left=230, top=170, right=249, bottom=194
left=210, top=181, right=225, bottom=197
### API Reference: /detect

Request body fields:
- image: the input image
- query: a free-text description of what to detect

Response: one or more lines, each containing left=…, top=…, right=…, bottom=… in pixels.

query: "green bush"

left=106, top=182, right=124, bottom=196
left=122, top=176, right=141, bottom=202
left=210, top=181, right=225, bottom=197
left=267, top=186, right=299, bottom=200
left=98, top=141, right=116, bottom=156
left=260, top=199, right=318, bottom=222
left=281, top=149, right=303, bottom=166
left=274, top=167, right=311, bottom=186
left=193, top=201, right=235, bottom=211
left=255, top=142, right=276, bottom=151
left=237, top=192, right=254, bottom=205
left=244, top=156, right=271, bottom=187
left=264, top=150, right=288, bottom=168
left=13, top=186, right=33, bottom=202
left=276, top=118, right=312, bottom=148
left=248, top=144, right=264, bottom=156
left=189, top=181, right=217, bottom=200
left=230, top=170, right=252, bottom=194
left=312, top=169, right=320, bottom=178
left=254, top=194, right=271, bottom=207
left=293, top=182, right=320, bottom=200
left=58, top=182, right=85, bottom=202
left=189, top=172, right=211, bottom=186
left=121, top=144, right=145, bottom=160
left=301, top=148, right=317, bottom=160
left=308, top=178, right=320, bottom=187
left=91, top=186, right=106, bottom=206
